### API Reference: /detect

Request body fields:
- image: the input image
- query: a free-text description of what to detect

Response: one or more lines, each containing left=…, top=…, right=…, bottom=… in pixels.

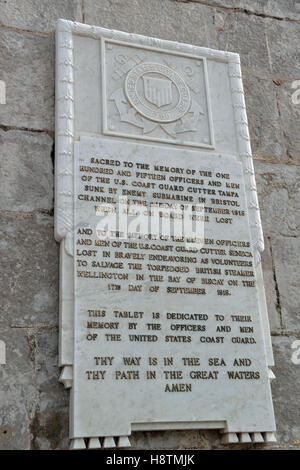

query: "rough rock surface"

left=0, top=0, right=82, bottom=33
left=182, top=0, right=300, bottom=21
left=0, top=30, right=55, bottom=130
left=0, top=129, right=53, bottom=212
left=83, top=0, right=217, bottom=48
left=0, top=213, right=59, bottom=328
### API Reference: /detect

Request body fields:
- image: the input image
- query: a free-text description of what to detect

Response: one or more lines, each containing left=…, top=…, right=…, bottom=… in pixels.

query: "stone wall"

left=0, top=0, right=299, bottom=450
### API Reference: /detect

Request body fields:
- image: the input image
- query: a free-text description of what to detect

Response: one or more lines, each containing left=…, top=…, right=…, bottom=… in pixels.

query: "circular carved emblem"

left=125, top=62, right=191, bottom=123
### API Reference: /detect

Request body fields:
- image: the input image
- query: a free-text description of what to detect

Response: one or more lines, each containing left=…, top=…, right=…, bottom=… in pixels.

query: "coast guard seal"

left=125, top=62, right=191, bottom=123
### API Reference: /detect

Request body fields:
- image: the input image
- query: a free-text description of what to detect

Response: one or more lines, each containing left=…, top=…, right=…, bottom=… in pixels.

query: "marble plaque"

left=55, top=19, right=276, bottom=449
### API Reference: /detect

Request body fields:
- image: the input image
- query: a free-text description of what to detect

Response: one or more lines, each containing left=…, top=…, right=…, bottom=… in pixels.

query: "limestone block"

left=31, top=331, right=69, bottom=450
left=186, top=0, right=300, bottom=21
left=276, top=81, right=300, bottom=162
left=265, top=19, right=300, bottom=79
left=0, top=213, right=59, bottom=327
left=0, top=0, right=82, bottom=33
left=260, top=237, right=281, bottom=332
left=0, top=130, right=53, bottom=212
left=131, top=429, right=219, bottom=449
left=271, top=238, right=300, bottom=331
left=218, top=13, right=270, bottom=76
left=35, top=331, right=69, bottom=413
left=0, top=30, right=55, bottom=130
left=0, top=327, right=35, bottom=450
left=271, top=336, right=300, bottom=447
left=254, top=161, right=300, bottom=238
left=83, top=0, right=217, bottom=48
left=243, top=73, right=286, bottom=161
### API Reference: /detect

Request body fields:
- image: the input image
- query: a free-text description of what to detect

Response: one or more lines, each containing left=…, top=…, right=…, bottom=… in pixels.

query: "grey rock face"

left=185, top=0, right=300, bottom=21
left=0, top=213, right=59, bottom=328
left=0, top=129, right=53, bottom=212
left=218, top=13, right=271, bottom=75
left=32, top=330, right=69, bottom=450
left=254, top=161, right=300, bottom=238
left=83, top=0, right=217, bottom=48
left=36, top=331, right=68, bottom=413
left=265, top=19, right=300, bottom=79
left=132, top=428, right=220, bottom=449
left=272, top=238, right=300, bottom=331
left=261, top=237, right=281, bottom=332
left=271, top=335, right=300, bottom=447
left=0, top=30, right=55, bottom=130
left=0, top=327, right=35, bottom=450
left=243, top=73, right=286, bottom=161
left=0, top=0, right=82, bottom=33
left=276, top=80, right=300, bottom=162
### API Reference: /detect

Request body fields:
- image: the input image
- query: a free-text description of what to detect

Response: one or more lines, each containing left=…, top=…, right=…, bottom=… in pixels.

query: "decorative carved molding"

left=57, top=19, right=233, bottom=62
left=59, top=365, right=73, bottom=389
left=69, top=435, right=131, bottom=450
left=228, top=54, right=264, bottom=267
left=55, top=21, right=74, bottom=255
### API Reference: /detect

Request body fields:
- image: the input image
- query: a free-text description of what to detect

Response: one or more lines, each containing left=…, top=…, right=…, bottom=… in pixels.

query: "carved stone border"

left=227, top=54, right=274, bottom=370
left=55, top=20, right=75, bottom=381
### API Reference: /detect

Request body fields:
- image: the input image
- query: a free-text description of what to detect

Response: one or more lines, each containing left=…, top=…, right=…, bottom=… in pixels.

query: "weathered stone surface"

left=276, top=80, right=300, bottom=162
left=0, top=213, right=59, bottom=327
left=243, top=73, right=286, bottom=161
left=83, top=0, right=217, bottom=48
left=271, top=238, right=300, bottom=331
left=0, top=130, right=53, bottom=212
left=218, top=12, right=271, bottom=76
left=254, top=161, right=300, bottom=238
left=132, top=429, right=219, bottom=449
left=266, top=19, right=300, bottom=79
left=36, top=331, right=68, bottom=413
left=0, top=30, right=55, bottom=130
left=216, top=8, right=300, bottom=79
left=185, top=0, right=300, bottom=21
left=261, top=237, right=281, bottom=332
left=132, top=427, right=276, bottom=450
left=32, top=331, right=69, bottom=450
left=0, top=0, right=82, bottom=33
left=0, top=327, right=35, bottom=450
left=271, top=335, right=300, bottom=447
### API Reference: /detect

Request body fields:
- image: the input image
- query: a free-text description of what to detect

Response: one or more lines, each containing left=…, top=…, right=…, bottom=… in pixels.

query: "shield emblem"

left=143, top=76, right=172, bottom=108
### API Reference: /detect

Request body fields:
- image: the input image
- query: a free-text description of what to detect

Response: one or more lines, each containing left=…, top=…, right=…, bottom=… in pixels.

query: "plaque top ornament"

left=125, top=62, right=191, bottom=123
